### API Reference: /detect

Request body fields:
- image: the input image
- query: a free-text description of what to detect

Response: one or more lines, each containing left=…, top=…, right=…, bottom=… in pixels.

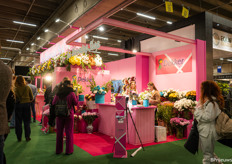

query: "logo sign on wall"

left=213, top=29, right=232, bottom=52
left=156, top=49, right=192, bottom=75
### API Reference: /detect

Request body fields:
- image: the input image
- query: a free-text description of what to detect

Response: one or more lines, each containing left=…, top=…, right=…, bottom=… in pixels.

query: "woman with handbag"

left=15, top=75, right=33, bottom=142
left=194, top=81, right=224, bottom=164
left=52, top=80, right=78, bottom=155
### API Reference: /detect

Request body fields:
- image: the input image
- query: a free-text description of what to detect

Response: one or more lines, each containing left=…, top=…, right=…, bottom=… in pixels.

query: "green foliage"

left=216, top=81, right=230, bottom=95
left=87, top=75, right=97, bottom=92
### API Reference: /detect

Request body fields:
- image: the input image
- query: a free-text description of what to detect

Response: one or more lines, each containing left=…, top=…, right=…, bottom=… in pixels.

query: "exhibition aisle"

left=4, top=123, right=232, bottom=164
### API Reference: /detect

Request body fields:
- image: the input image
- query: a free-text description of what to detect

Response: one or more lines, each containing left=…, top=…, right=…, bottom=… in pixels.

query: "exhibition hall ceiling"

left=0, top=0, right=232, bottom=66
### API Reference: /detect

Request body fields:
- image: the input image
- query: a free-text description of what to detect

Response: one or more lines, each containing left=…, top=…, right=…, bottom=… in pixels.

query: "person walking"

left=0, top=60, right=12, bottom=164
left=194, top=81, right=224, bottom=164
left=15, top=76, right=33, bottom=142
left=27, top=79, right=37, bottom=122
left=52, top=80, right=77, bottom=155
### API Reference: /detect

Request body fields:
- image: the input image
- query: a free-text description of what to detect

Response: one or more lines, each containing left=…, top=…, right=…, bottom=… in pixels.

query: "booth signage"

left=217, top=66, right=222, bottom=73
left=213, top=74, right=232, bottom=80
left=156, top=50, right=192, bottom=75
left=213, top=29, right=232, bottom=52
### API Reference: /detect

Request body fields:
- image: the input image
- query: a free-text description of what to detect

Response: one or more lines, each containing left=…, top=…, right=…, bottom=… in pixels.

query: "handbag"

left=184, top=119, right=199, bottom=155
left=55, top=99, right=71, bottom=117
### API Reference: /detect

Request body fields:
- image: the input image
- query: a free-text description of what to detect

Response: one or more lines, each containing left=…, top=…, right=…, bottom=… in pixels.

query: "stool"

left=155, top=126, right=167, bottom=142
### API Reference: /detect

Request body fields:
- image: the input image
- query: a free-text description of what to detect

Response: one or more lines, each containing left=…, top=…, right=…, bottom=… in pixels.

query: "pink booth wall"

left=105, top=57, right=136, bottom=80
left=52, top=67, right=111, bottom=102
left=150, top=44, right=197, bottom=91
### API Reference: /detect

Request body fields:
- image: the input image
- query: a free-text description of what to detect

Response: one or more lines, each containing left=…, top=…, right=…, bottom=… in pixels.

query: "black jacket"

left=6, top=90, right=16, bottom=121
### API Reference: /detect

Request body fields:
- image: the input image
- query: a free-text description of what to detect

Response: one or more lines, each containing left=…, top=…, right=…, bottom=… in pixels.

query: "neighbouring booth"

left=29, top=17, right=207, bottom=157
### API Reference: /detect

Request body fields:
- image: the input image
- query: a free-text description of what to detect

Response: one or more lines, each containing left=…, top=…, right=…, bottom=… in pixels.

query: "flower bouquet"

left=85, top=94, right=96, bottom=109
left=81, top=112, right=98, bottom=134
left=186, top=91, right=196, bottom=101
left=139, top=90, right=152, bottom=107
left=168, top=92, right=178, bottom=102
left=170, top=117, right=190, bottom=138
left=74, top=114, right=82, bottom=133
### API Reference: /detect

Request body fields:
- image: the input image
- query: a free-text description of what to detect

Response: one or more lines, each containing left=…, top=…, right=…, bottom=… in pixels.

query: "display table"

left=98, top=103, right=156, bottom=145
left=35, top=94, right=45, bottom=121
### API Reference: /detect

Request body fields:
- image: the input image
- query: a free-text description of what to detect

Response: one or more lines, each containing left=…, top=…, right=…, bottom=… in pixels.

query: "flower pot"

left=143, top=99, right=149, bottom=107
left=132, top=100, right=137, bottom=105
left=95, top=94, right=105, bottom=104
left=176, top=128, right=184, bottom=139
left=79, top=95, right=84, bottom=102
left=86, top=101, right=96, bottom=109
left=86, top=124, right=93, bottom=134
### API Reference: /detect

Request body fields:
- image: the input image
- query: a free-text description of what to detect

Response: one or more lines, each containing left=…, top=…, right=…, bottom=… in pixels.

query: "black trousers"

left=15, top=103, right=31, bottom=140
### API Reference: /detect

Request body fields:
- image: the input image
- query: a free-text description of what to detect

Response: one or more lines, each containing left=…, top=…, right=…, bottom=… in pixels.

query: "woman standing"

left=15, top=75, right=33, bottom=142
left=194, top=81, right=223, bottom=164
left=52, top=80, right=77, bottom=155
left=147, top=82, right=160, bottom=105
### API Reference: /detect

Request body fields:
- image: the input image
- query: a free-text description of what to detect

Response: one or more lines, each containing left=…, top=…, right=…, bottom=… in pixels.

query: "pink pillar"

left=196, top=39, right=206, bottom=101
left=40, top=76, right=43, bottom=89
left=136, top=55, right=149, bottom=93
left=35, top=77, right=37, bottom=87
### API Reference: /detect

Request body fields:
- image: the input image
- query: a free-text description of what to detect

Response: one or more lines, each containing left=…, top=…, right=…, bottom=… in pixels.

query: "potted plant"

left=170, top=117, right=190, bottom=138
left=77, top=84, right=85, bottom=101
left=85, top=94, right=96, bottom=109
left=88, top=77, right=111, bottom=104
left=81, top=112, right=98, bottom=134
left=139, top=91, right=152, bottom=107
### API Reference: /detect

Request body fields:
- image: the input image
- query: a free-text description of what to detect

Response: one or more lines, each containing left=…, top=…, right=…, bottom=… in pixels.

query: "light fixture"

left=99, top=26, right=104, bottom=31
left=6, top=39, right=24, bottom=43
left=0, top=58, right=12, bottom=61
left=13, top=21, right=36, bottom=27
left=167, top=21, right=173, bottom=24
left=117, top=40, right=121, bottom=43
left=45, top=75, right=52, bottom=82
left=31, top=43, right=35, bottom=46
left=37, top=37, right=41, bottom=40
left=227, top=59, right=232, bottom=62
left=136, top=13, right=156, bottom=20
left=217, top=23, right=220, bottom=26
left=85, top=35, right=89, bottom=39
left=108, top=53, right=119, bottom=56
left=93, top=35, right=108, bottom=40
left=44, top=29, right=49, bottom=32
left=26, top=48, right=30, bottom=50
left=55, top=18, right=60, bottom=23
left=220, top=58, right=224, bottom=60
left=132, top=49, right=137, bottom=53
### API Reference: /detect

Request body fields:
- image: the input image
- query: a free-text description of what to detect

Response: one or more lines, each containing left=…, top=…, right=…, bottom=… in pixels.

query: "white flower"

left=93, top=90, right=97, bottom=94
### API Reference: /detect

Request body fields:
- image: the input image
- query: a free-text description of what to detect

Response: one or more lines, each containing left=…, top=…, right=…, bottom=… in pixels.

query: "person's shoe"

left=65, top=153, right=73, bottom=155
left=56, top=152, right=62, bottom=155
left=26, top=137, right=31, bottom=142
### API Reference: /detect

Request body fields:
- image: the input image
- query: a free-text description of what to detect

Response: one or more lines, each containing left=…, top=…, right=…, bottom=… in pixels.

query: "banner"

left=213, top=29, right=232, bottom=52
left=165, top=1, right=173, bottom=13
left=156, top=49, right=192, bottom=75
left=182, top=6, right=189, bottom=18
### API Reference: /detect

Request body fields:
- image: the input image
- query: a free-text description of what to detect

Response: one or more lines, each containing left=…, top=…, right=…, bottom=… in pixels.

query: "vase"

left=86, top=101, right=96, bottom=109
left=86, top=124, right=93, bottom=134
left=79, top=95, right=84, bottom=102
left=176, top=128, right=184, bottom=139
left=95, top=94, right=105, bottom=104
left=132, top=100, right=137, bottom=105
left=143, top=99, right=149, bottom=107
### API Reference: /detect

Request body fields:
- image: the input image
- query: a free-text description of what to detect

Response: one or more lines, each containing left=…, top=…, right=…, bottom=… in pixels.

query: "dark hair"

left=15, top=75, right=26, bottom=87
left=57, top=80, right=73, bottom=99
left=148, top=82, right=157, bottom=91
left=200, top=80, right=224, bottom=109
left=27, top=79, right=32, bottom=83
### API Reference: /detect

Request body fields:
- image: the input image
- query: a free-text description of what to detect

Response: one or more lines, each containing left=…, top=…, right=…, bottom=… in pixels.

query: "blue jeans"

left=15, top=103, right=31, bottom=140
left=30, top=102, right=36, bottom=122
left=0, top=135, right=4, bottom=164
left=10, top=110, right=15, bottom=127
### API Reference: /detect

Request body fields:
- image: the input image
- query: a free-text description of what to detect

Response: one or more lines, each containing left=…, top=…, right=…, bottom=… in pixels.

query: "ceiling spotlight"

left=227, top=59, right=232, bottom=62
left=26, top=48, right=29, bottom=50
left=0, top=58, right=12, bottom=61
left=108, top=53, right=119, bottom=56
left=220, top=58, right=224, bottom=60
left=136, top=13, right=156, bottom=20
left=132, top=49, right=137, bottom=53
left=13, top=21, right=36, bottom=27
left=117, top=40, right=121, bottom=43
left=85, top=35, right=89, bottom=39
left=55, top=18, right=60, bottom=23
left=31, top=43, right=35, bottom=46
left=217, top=23, right=220, bottom=26
left=99, top=26, right=104, bottom=31
left=44, top=29, right=49, bottom=32
left=37, top=37, right=41, bottom=40
left=6, top=39, right=24, bottom=43
left=167, top=21, right=173, bottom=24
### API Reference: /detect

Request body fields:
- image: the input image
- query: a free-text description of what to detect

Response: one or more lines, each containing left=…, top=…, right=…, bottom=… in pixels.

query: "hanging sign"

left=213, top=29, right=232, bottom=52
left=182, top=6, right=189, bottom=18
left=217, top=66, right=222, bottom=73
left=165, top=1, right=173, bottom=13
left=156, top=49, right=192, bottom=75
